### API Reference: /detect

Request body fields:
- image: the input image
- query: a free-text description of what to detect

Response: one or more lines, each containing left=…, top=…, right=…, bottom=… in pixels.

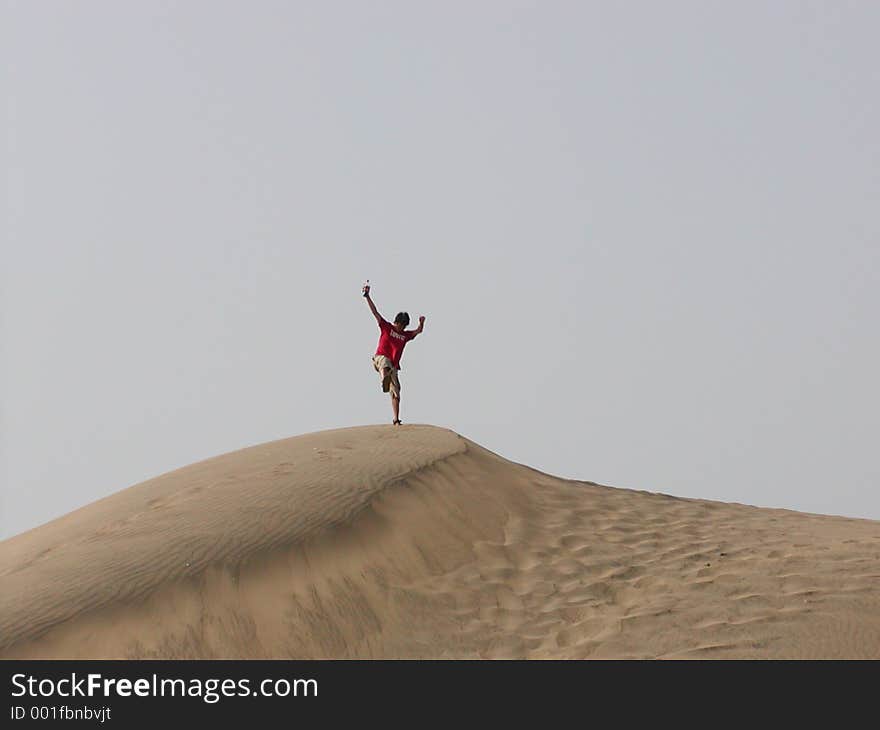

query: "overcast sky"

left=3, top=1, right=879, bottom=540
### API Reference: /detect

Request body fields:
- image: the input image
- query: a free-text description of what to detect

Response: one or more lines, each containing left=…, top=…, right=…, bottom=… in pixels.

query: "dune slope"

left=2, top=424, right=879, bottom=659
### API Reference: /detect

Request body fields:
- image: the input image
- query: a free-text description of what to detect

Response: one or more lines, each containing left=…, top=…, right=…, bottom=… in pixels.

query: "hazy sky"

left=3, top=1, right=879, bottom=539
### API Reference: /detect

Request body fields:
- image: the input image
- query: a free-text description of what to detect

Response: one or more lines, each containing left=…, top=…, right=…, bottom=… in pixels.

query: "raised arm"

left=362, top=284, right=386, bottom=326
left=407, top=315, right=426, bottom=339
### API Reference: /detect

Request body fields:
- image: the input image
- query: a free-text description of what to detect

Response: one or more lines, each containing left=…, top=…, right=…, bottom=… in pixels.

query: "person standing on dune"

left=362, top=281, right=425, bottom=425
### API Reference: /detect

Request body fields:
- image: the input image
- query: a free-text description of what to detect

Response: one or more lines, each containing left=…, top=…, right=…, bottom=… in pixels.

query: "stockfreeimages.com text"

left=11, top=673, right=317, bottom=704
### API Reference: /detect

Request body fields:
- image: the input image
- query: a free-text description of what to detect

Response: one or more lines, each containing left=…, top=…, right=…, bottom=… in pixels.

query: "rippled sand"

left=3, top=424, right=879, bottom=659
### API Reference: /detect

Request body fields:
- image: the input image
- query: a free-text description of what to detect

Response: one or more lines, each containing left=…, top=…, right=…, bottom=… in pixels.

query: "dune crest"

left=2, top=424, right=880, bottom=659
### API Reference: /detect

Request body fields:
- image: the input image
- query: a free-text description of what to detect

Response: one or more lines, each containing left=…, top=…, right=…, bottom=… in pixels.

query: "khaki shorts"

left=372, top=355, right=401, bottom=397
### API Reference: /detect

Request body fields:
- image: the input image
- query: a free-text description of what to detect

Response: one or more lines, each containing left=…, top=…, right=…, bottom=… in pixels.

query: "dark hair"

left=394, top=312, right=410, bottom=327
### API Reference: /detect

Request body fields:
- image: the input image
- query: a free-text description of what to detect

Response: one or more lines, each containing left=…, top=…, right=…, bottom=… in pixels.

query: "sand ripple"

left=2, top=425, right=879, bottom=659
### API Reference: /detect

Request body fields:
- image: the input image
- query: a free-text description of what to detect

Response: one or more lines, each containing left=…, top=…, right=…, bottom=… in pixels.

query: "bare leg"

left=391, top=394, right=400, bottom=423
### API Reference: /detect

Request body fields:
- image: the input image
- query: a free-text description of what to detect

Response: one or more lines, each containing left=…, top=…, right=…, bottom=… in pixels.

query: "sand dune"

left=2, top=424, right=879, bottom=659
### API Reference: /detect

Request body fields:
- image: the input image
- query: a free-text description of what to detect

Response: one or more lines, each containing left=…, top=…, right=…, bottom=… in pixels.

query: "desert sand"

left=2, top=424, right=879, bottom=659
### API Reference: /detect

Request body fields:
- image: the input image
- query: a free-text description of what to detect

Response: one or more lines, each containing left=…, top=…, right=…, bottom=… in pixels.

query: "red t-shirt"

left=375, top=318, right=415, bottom=370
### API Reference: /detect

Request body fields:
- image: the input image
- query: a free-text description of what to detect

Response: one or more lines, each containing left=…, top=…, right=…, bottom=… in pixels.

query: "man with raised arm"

left=362, top=281, right=426, bottom=425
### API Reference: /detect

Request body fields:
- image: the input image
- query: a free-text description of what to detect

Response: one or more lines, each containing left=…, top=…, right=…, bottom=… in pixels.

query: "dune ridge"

left=2, top=424, right=879, bottom=659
